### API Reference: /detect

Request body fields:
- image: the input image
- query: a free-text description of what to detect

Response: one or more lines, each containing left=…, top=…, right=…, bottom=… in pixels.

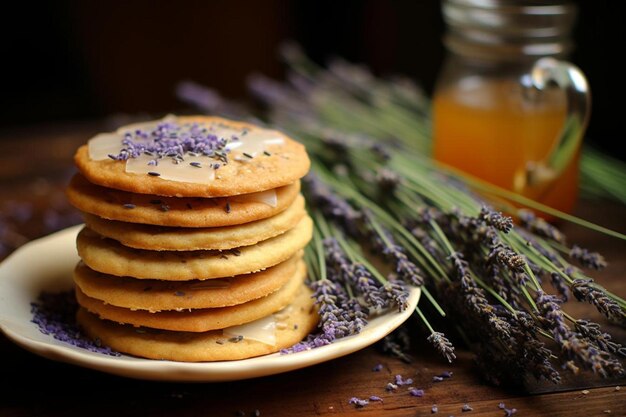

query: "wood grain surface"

left=0, top=122, right=624, bottom=416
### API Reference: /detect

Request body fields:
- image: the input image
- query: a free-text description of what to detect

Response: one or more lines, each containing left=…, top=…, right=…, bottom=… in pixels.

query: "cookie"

left=67, top=174, right=301, bottom=228
left=76, top=283, right=318, bottom=361
left=73, top=253, right=302, bottom=312
left=75, top=261, right=306, bottom=332
left=81, top=194, right=305, bottom=251
left=74, top=115, right=310, bottom=198
left=76, top=215, right=313, bottom=280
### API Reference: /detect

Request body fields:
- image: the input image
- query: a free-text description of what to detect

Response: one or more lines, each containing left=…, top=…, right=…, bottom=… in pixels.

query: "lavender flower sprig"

left=180, top=54, right=625, bottom=385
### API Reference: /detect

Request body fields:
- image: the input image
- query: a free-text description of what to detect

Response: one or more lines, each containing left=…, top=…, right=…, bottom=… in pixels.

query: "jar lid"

left=442, top=0, right=577, bottom=59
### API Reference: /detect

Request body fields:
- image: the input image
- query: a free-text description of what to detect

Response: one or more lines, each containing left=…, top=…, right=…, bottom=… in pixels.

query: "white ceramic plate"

left=0, top=225, right=420, bottom=382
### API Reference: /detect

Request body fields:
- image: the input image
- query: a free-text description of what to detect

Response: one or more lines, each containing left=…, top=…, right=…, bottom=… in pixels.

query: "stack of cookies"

left=66, top=115, right=318, bottom=361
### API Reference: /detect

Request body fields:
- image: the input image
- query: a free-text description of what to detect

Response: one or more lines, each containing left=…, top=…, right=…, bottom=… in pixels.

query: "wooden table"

left=1, top=122, right=625, bottom=416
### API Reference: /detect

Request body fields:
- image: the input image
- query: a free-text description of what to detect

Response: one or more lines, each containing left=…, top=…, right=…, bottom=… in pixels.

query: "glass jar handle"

left=521, top=57, right=590, bottom=189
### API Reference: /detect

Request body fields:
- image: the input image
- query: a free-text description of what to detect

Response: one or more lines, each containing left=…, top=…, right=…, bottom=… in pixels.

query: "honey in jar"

left=433, top=0, right=589, bottom=214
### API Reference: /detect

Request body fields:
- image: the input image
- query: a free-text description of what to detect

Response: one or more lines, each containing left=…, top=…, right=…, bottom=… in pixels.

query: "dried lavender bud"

left=123, top=203, right=136, bottom=209
left=382, top=279, right=410, bottom=312
left=369, top=396, right=383, bottom=402
left=518, top=209, right=565, bottom=243
left=394, top=374, right=413, bottom=386
left=303, top=174, right=362, bottom=236
left=449, top=252, right=470, bottom=280
left=461, top=404, right=473, bottom=412
left=572, top=279, right=625, bottom=324
left=176, top=80, right=223, bottom=112
left=431, top=405, right=439, bottom=414
left=535, top=291, right=624, bottom=378
left=448, top=210, right=499, bottom=245
left=570, top=245, right=607, bottom=270
left=480, top=206, right=513, bottom=233
left=518, top=231, right=559, bottom=263
left=108, top=121, right=232, bottom=166
left=348, top=397, right=369, bottom=408
left=529, top=344, right=561, bottom=383
left=488, top=244, right=526, bottom=272
left=383, top=244, right=425, bottom=287
left=30, top=290, right=120, bottom=356
left=409, top=388, right=424, bottom=397
left=360, top=210, right=426, bottom=287
left=432, top=376, right=444, bottom=382
left=550, top=272, right=570, bottom=301
left=427, top=332, right=456, bottom=363
left=352, top=264, right=386, bottom=309
left=344, top=298, right=369, bottom=334
left=323, top=237, right=383, bottom=311
left=386, top=383, right=398, bottom=392
left=376, top=168, right=401, bottom=191
left=575, top=320, right=626, bottom=357
left=324, top=238, right=354, bottom=285
left=372, top=363, right=383, bottom=372
left=410, top=226, right=443, bottom=258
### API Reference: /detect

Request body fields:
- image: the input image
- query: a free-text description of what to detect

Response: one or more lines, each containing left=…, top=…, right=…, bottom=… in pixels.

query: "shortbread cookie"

left=75, top=262, right=306, bottom=332
left=73, top=254, right=302, bottom=312
left=67, top=174, right=300, bottom=228
left=74, top=115, right=310, bottom=197
left=81, top=194, right=305, bottom=251
left=76, top=284, right=318, bottom=361
left=76, top=215, right=313, bottom=280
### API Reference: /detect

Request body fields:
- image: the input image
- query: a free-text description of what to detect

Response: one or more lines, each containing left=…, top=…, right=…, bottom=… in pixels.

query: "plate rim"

left=0, top=226, right=420, bottom=382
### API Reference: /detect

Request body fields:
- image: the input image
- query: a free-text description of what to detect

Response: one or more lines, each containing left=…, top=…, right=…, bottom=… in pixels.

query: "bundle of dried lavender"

left=176, top=47, right=625, bottom=386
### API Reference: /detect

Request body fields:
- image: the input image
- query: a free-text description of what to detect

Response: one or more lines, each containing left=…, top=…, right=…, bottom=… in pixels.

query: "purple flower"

left=570, top=245, right=607, bottom=270
left=348, top=397, right=369, bottom=408
left=303, top=174, right=362, bottom=237
left=518, top=209, right=565, bottom=243
left=108, top=120, right=232, bottom=166
left=575, top=320, right=626, bottom=357
left=550, top=272, right=570, bottom=301
left=386, top=382, right=398, bottom=391
left=30, top=290, right=120, bottom=356
left=535, top=291, right=624, bottom=378
left=353, top=264, right=387, bottom=309
left=394, top=374, right=413, bottom=386
left=409, top=388, right=424, bottom=397
left=382, top=279, right=409, bottom=312
left=175, top=80, right=222, bottom=112
left=324, top=237, right=386, bottom=309
left=487, top=244, right=526, bottom=272
left=427, top=332, right=456, bottom=363
left=480, top=206, right=513, bottom=233
left=571, top=279, right=625, bottom=324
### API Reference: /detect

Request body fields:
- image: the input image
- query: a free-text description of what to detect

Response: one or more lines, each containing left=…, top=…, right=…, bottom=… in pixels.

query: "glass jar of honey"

left=433, top=0, right=590, bottom=214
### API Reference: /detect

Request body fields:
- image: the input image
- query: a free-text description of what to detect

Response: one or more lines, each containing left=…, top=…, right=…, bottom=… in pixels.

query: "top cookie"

left=75, top=115, right=310, bottom=198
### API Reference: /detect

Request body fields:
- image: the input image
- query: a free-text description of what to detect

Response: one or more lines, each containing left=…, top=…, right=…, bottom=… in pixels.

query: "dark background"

left=1, top=0, right=623, bottom=159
